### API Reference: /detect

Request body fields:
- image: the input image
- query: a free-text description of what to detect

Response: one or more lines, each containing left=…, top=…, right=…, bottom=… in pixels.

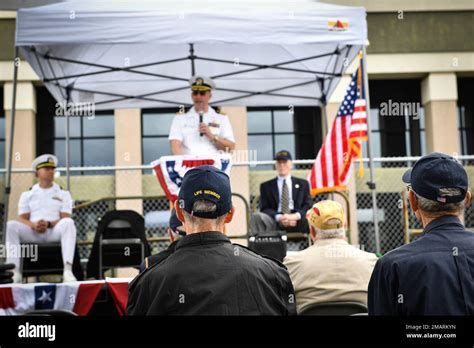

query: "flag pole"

left=362, top=45, right=381, bottom=254
left=320, top=100, right=334, bottom=200
left=321, top=99, right=329, bottom=137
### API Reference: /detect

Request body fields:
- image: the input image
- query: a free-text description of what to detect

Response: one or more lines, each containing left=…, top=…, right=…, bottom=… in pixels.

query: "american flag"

left=151, top=154, right=232, bottom=202
left=308, top=56, right=368, bottom=195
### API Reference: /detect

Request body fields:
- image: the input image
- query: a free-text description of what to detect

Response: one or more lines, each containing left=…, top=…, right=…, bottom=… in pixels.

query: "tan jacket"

left=284, top=238, right=377, bottom=314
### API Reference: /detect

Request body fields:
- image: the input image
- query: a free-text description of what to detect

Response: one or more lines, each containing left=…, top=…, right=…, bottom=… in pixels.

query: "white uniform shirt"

left=168, top=106, right=235, bottom=155
left=18, top=183, right=73, bottom=222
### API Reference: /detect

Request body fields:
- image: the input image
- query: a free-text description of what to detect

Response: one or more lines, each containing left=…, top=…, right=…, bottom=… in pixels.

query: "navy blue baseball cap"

left=402, top=152, right=468, bottom=203
left=169, top=209, right=185, bottom=236
left=275, top=150, right=292, bottom=161
left=178, top=165, right=232, bottom=219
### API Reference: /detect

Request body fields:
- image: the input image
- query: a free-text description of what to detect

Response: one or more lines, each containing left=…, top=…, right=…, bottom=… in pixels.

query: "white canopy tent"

left=16, top=0, right=367, bottom=109
left=3, top=0, right=380, bottom=252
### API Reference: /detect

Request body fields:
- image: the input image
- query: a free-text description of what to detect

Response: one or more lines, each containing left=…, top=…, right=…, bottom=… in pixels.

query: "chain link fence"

left=2, top=155, right=474, bottom=262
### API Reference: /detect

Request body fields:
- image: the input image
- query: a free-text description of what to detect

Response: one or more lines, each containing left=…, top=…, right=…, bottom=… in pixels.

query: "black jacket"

left=368, top=215, right=474, bottom=315
left=127, top=232, right=297, bottom=315
left=138, top=240, right=178, bottom=272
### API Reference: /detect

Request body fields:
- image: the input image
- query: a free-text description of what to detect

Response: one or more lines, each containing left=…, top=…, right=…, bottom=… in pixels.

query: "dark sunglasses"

left=192, top=91, right=207, bottom=96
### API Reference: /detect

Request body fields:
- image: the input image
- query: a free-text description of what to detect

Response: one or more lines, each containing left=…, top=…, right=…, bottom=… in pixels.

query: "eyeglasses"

left=192, top=91, right=207, bottom=96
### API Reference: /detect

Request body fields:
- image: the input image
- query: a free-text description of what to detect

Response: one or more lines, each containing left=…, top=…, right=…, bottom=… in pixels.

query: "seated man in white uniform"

left=6, top=154, right=77, bottom=283
left=169, top=75, right=236, bottom=156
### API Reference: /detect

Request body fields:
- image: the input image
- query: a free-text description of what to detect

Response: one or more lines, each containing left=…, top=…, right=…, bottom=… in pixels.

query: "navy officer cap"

left=402, top=152, right=468, bottom=204
left=178, top=165, right=232, bottom=219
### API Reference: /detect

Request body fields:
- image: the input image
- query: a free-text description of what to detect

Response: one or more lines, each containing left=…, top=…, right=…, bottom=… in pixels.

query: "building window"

left=363, top=79, right=425, bottom=166
left=54, top=112, right=115, bottom=168
left=141, top=109, right=175, bottom=165
left=458, top=78, right=474, bottom=157
left=247, top=107, right=322, bottom=169
left=0, top=87, right=4, bottom=168
left=35, top=86, right=115, bottom=169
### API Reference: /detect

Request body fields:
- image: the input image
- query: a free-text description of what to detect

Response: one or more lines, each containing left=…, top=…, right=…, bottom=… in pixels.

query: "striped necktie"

left=281, top=179, right=290, bottom=214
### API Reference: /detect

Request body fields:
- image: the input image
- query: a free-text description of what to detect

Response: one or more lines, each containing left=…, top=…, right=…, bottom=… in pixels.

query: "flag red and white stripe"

left=152, top=154, right=232, bottom=202
left=0, top=280, right=104, bottom=316
left=0, top=278, right=134, bottom=316
left=308, top=55, right=368, bottom=195
left=105, top=277, right=133, bottom=316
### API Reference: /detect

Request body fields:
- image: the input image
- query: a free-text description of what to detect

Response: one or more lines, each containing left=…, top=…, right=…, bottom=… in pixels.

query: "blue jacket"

left=368, top=215, right=474, bottom=315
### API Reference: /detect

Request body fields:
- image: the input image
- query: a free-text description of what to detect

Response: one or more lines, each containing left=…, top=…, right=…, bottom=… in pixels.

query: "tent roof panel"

left=16, top=0, right=366, bottom=45
left=15, top=0, right=366, bottom=108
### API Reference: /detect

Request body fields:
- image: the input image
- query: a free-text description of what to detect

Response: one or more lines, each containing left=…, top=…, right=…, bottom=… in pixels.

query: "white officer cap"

left=32, top=154, right=58, bottom=171
left=189, top=75, right=216, bottom=91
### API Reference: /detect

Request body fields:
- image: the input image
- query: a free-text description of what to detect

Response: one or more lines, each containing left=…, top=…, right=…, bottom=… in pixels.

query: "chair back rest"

left=299, top=301, right=368, bottom=316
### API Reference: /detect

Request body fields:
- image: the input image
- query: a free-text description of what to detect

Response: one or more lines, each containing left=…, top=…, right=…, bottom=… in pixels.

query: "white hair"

left=414, top=191, right=466, bottom=214
left=315, top=227, right=346, bottom=240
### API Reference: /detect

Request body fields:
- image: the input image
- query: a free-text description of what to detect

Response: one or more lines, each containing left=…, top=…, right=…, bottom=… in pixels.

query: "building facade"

left=0, top=0, right=473, bottom=255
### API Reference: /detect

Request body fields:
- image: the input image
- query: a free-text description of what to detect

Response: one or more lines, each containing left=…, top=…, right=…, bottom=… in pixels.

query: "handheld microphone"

left=199, top=111, right=204, bottom=136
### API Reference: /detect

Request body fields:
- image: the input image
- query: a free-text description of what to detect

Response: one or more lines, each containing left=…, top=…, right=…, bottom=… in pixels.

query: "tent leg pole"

left=1, top=47, right=19, bottom=262
left=321, top=101, right=329, bottom=139
left=189, top=43, right=195, bottom=75
left=66, top=112, right=70, bottom=191
left=362, top=46, right=380, bottom=254
left=65, top=94, right=71, bottom=191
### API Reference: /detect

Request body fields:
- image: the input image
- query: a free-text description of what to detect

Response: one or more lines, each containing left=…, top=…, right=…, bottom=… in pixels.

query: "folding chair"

left=299, top=301, right=368, bottom=316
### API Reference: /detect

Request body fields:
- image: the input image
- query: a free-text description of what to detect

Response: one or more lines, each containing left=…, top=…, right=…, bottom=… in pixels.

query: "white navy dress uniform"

left=168, top=75, right=235, bottom=156
left=6, top=154, right=77, bottom=283
left=169, top=106, right=235, bottom=155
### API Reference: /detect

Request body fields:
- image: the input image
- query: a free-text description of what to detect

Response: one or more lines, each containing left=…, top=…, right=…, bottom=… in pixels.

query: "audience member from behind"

left=368, top=152, right=474, bottom=315
left=127, top=165, right=296, bottom=315
left=284, top=200, right=377, bottom=314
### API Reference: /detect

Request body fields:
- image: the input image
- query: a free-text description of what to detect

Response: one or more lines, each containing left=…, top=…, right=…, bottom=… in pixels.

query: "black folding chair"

left=248, top=230, right=287, bottom=261
left=23, top=309, right=78, bottom=316
left=98, top=219, right=145, bottom=277
left=0, top=263, right=15, bottom=284
left=87, top=210, right=150, bottom=279
left=299, top=301, right=368, bottom=316
left=21, top=243, right=84, bottom=282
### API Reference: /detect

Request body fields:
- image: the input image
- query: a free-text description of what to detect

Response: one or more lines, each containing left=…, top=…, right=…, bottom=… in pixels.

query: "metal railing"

left=2, top=155, right=474, bottom=259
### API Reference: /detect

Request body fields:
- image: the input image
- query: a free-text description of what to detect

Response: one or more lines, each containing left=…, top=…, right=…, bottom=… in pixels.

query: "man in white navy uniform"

left=6, top=154, right=77, bottom=283
left=169, top=75, right=236, bottom=155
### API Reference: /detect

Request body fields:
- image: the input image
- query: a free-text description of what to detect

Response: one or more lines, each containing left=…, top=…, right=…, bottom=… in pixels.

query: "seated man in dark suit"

left=250, top=150, right=312, bottom=233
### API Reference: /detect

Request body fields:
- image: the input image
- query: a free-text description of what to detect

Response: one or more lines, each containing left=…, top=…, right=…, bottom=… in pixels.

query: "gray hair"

left=183, top=200, right=226, bottom=227
left=315, top=227, right=346, bottom=240
left=413, top=190, right=466, bottom=214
